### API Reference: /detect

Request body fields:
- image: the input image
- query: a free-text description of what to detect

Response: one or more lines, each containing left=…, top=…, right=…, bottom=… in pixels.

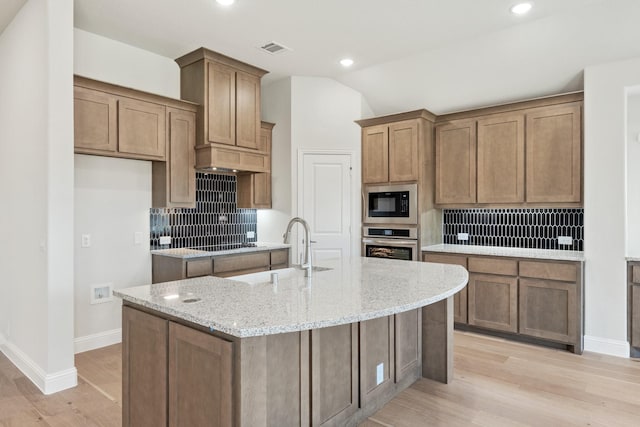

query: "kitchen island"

left=114, top=257, right=467, bottom=427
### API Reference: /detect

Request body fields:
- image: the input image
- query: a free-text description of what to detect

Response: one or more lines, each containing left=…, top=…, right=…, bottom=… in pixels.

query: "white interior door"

left=299, top=152, right=353, bottom=261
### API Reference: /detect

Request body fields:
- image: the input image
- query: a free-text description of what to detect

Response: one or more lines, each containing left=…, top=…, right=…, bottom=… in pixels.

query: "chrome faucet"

left=283, top=217, right=313, bottom=277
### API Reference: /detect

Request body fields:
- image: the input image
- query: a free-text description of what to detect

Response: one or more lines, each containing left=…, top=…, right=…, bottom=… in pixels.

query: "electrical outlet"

left=81, top=234, right=91, bottom=248
left=457, top=232, right=469, bottom=241
left=90, top=283, right=113, bottom=304
left=376, top=363, right=384, bottom=385
left=134, top=231, right=143, bottom=245
left=558, top=236, right=573, bottom=246
left=247, top=231, right=255, bottom=239
left=159, top=236, right=172, bottom=245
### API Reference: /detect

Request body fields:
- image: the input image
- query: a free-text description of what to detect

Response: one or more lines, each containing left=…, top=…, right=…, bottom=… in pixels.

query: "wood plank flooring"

left=0, top=331, right=639, bottom=426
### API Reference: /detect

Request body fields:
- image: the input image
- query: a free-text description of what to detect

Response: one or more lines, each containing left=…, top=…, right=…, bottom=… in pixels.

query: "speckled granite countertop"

left=151, top=243, right=291, bottom=259
left=422, top=244, right=585, bottom=262
left=114, top=257, right=468, bottom=338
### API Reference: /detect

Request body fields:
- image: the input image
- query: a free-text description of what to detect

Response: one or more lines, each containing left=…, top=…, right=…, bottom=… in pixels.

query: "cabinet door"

left=359, top=316, right=394, bottom=407
left=207, top=61, right=236, bottom=146
left=169, top=322, right=233, bottom=427
left=388, top=120, right=419, bottom=182
left=74, top=86, right=117, bottom=153
left=525, top=103, right=582, bottom=203
left=633, top=285, right=640, bottom=347
left=118, top=97, right=166, bottom=159
left=167, top=108, right=196, bottom=207
left=362, top=125, right=389, bottom=184
left=252, top=173, right=271, bottom=208
left=468, top=273, right=518, bottom=333
left=435, top=120, right=477, bottom=204
left=122, top=306, right=167, bottom=427
left=311, top=323, right=358, bottom=426
left=394, top=309, right=421, bottom=383
left=477, top=113, right=525, bottom=203
left=235, top=71, right=261, bottom=150
left=423, top=253, right=468, bottom=324
left=519, top=278, right=577, bottom=344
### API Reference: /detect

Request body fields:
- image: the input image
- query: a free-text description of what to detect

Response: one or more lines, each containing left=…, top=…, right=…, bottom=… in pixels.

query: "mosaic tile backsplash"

left=150, top=173, right=257, bottom=250
left=443, top=208, right=584, bottom=251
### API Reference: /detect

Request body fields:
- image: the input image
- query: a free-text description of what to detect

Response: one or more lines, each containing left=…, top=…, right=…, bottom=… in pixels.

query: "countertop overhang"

left=422, top=244, right=585, bottom=262
left=114, top=257, right=468, bottom=338
left=151, top=243, right=291, bottom=259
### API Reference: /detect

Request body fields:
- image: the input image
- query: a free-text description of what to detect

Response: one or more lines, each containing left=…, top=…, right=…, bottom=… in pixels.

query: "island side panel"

left=422, top=296, right=454, bottom=384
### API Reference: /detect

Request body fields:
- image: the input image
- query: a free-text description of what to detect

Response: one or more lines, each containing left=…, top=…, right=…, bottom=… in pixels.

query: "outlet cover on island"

left=159, top=236, right=172, bottom=245
left=376, top=363, right=384, bottom=385
left=558, top=236, right=573, bottom=246
left=457, top=232, right=469, bottom=241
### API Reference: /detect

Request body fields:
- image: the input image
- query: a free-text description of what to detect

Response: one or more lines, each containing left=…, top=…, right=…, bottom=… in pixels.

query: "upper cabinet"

left=357, top=111, right=435, bottom=185
left=74, top=76, right=198, bottom=208
left=176, top=48, right=269, bottom=172
left=237, top=122, right=274, bottom=209
left=434, top=93, right=583, bottom=207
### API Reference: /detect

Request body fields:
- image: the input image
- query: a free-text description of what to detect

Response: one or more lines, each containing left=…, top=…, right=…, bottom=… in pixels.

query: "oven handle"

left=362, top=238, right=418, bottom=246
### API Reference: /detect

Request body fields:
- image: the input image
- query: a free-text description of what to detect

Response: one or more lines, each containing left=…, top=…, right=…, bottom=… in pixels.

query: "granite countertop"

left=422, top=244, right=585, bottom=262
left=151, top=243, right=291, bottom=259
left=114, top=257, right=468, bottom=338
left=627, top=257, right=640, bottom=262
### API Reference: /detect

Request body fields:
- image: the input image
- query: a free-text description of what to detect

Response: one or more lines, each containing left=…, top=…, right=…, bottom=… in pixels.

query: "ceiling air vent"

left=259, top=41, right=291, bottom=55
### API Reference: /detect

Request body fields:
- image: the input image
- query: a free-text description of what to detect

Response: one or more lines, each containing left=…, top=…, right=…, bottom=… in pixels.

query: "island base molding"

left=122, top=297, right=454, bottom=427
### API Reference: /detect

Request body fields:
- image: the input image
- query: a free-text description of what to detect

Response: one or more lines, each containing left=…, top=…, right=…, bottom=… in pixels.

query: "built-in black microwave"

left=364, top=183, right=417, bottom=225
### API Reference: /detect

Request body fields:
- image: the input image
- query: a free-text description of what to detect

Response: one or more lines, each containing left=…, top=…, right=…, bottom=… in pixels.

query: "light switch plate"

left=558, top=236, right=573, bottom=246
left=159, top=236, right=172, bottom=245
left=134, top=232, right=143, bottom=245
left=457, top=232, right=469, bottom=241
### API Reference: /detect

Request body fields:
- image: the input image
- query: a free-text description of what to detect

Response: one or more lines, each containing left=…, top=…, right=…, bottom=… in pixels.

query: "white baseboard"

left=0, top=332, right=77, bottom=395
left=74, top=328, right=121, bottom=354
left=584, top=335, right=630, bottom=358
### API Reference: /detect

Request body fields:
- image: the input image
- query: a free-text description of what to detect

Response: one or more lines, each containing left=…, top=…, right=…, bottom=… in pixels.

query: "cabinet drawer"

left=270, top=249, right=289, bottom=266
left=468, top=257, right=517, bottom=276
left=214, top=252, right=270, bottom=274
left=519, top=261, right=577, bottom=282
left=423, top=253, right=467, bottom=268
left=186, top=258, right=213, bottom=278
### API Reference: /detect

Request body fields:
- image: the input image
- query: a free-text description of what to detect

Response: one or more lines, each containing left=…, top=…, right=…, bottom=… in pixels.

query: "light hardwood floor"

left=1, top=331, right=639, bottom=426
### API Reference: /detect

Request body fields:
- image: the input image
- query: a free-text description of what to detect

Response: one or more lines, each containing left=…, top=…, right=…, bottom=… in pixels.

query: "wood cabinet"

left=122, top=306, right=168, bottom=427
left=122, top=306, right=233, bottom=427
left=168, top=322, right=233, bottom=427
left=422, top=253, right=468, bottom=324
left=434, top=93, right=583, bottom=207
left=525, top=103, right=582, bottom=203
left=394, top=309, right=421, bottom=384
left=151, top=248, right=289, bottom=283
left=358, top=111, right=435, bottom=185
left=152, top=108, right=196, bottom=208
left=237, top=122, right=274, bottom=209
left=311, top=323, right=358, bottom=426
left=74, top=76, right=191, bottom=161
left=423, top=251, right=584, bottom=353
left=176, top=48, right=269, bottom=172
left=435, top=119, right=476, bottom=204
left=476, top=113, right=525, bottom=203
left=359, top=316, right=394, bottom=407
left=627, top=263, right=640, bottom=355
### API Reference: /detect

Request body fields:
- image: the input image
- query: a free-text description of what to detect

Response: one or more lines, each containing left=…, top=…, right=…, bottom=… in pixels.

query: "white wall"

left=73, top=29, right=179, bottom=352
left=260, top=76, right=368, bottom=260
left=0, top=0, right=76, bottom=394
left=584, top=57, right=640, bottom=357
left=626, top=93, right=640, bottom=256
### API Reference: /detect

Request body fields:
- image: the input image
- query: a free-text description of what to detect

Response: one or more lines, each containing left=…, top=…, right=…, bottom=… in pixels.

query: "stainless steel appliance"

left=362, top=225, right=418, bottom=261
left=364, top=183, right=417, bottom=225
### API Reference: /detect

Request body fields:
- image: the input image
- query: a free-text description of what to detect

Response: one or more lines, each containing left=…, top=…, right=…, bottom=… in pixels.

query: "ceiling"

left=48, top=1, right=640, bottom=115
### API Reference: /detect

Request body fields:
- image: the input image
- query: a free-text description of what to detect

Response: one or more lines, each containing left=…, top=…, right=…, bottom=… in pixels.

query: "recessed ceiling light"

left=510, top=2, right=533, bottom=15
left=340, top=58, right=354, bottom=68
left=216, top=0, right=235, bottom=6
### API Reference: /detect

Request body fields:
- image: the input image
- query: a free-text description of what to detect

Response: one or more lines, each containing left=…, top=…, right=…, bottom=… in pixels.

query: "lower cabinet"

left=627, top=262, right=640, bottom=355
left=422, top=251, right=584, bottom=353
left=311, top=324, right=359, bottom=426
left=122, top=306, right=233, bottom=427
left=152, top=248, right=289, bottom=283
left=423, top=253, right=468, bottom=324
left=359, top=317, right=394, bottom=407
